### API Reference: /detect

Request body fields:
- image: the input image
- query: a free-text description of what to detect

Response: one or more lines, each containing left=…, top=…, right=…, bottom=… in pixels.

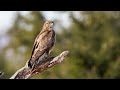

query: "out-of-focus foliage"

left=1, top=11, right=120, bottom=79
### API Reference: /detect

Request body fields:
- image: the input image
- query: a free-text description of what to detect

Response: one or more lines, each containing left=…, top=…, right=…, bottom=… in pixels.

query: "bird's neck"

left=40, top=29, right=53, bottom=35
left=41, top=27, right=53, bottom=32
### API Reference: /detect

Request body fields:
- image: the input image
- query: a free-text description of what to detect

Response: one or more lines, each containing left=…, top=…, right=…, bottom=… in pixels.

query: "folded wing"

left=28, top=30, right=55, bottom=68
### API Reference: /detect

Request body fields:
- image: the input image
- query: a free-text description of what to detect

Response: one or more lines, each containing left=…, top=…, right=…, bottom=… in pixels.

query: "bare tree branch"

left=10, top=51, right=69, bottom=79
left=0, top=72, right=4, bottom=78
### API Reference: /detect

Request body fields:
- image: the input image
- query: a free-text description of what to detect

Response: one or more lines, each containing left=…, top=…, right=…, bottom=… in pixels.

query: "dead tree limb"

left=0, top=72, right=4, bottom=78
left=10, top=51, right=69, bottom=79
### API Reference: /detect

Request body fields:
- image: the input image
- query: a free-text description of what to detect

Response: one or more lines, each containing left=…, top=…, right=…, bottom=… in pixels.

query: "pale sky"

left=0, top=11, right=71, bottom=48
left=0, top=11, right=71, bottom=35
left=0, top=11, right=80, bottom=49
left=0, top=11, right=15, bottom=35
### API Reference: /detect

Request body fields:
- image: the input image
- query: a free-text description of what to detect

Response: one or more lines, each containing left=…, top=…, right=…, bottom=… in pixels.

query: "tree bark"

left=10, top=51, right=69, bottom=79
left=0, top=72, right=4, bottom=78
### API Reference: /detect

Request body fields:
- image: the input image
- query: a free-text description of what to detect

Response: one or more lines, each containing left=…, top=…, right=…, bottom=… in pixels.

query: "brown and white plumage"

left=28, top=20, right=56, bottom=69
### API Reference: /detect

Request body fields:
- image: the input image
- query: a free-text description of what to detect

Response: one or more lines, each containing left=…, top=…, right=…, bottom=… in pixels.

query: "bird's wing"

left=28, top=30, right=53, bottom=67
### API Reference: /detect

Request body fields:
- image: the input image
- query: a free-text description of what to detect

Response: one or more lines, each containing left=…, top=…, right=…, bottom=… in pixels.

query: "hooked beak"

left=50, top=22, right=54, bottom=28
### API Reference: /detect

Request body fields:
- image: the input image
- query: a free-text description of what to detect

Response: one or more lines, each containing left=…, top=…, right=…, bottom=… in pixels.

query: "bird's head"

left=42, top=20, right=54, bottom=31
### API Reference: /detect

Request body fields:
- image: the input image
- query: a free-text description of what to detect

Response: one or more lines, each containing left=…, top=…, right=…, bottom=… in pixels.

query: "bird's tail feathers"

left=28, top=60, right=32, bottom=68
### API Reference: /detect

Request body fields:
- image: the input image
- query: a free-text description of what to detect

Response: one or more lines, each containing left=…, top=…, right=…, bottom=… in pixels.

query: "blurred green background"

left=0, top=11, right=120, bottom=79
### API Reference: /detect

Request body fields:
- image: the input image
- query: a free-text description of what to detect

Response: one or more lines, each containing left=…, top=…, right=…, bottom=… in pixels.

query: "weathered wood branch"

left=0, top=72, right=4, bottom=78
left=10, top=51, right=69, bottom=79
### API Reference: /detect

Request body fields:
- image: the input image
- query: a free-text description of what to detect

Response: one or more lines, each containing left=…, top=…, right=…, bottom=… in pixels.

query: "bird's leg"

left=30, top=53, right=50, bottom=72
left=37, top=53, right=48, bottom=65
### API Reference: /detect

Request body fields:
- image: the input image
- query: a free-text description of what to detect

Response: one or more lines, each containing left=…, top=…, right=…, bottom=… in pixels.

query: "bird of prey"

left=28, top=20, right=56, bottom=69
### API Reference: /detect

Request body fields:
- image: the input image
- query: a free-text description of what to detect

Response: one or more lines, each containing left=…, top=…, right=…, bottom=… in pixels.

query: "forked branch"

left=10, top=51, right=69, bottom=79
